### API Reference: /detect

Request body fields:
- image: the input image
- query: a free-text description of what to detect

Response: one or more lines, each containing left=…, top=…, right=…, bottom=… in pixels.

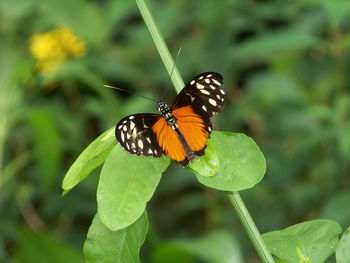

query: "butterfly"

left=115, top=72, right=224, bottom=167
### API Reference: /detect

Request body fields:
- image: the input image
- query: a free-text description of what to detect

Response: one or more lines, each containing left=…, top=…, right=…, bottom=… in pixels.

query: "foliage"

left=84, top=212, right=148, bottom=263
left=97, top=145, right=169, bottom=231
left=263, top=220, right=341, bottom=263
left=336, top=227, right=350, bottom=263
left=1, top=0, right=350, bottom=262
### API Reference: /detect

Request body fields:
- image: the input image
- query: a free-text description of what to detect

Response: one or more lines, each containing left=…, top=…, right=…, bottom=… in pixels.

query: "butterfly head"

left=156, top=101, right=170, bottom=116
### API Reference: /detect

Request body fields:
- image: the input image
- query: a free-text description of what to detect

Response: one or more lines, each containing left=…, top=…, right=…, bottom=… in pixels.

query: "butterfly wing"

left=115, top=114, right=163, bottom=157
left=171, top=72, right=224, bottom=117
left=170, top=72, right=224, bottom=162
left=151, top=117, right=187, bottom=164
left=172, top=105, right=211, bottom=153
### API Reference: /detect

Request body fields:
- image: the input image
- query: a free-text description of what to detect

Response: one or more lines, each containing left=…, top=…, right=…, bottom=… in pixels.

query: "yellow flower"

left=29, top=27, right=87, bottom=73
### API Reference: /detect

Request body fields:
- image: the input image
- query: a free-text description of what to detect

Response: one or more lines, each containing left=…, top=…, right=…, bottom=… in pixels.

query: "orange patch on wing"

left=152, top=117, right=186, bottom=162
left=172, top=106, right=209, bottom=152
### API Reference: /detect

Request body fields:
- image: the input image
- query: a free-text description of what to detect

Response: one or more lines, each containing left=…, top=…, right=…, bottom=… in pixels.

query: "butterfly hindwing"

left=171, top=72, right=224, bottom=117
left=115, top=114, right=163, bottom=157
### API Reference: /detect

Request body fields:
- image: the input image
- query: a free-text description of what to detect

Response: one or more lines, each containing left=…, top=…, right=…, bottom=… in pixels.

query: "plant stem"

left=227, top=191, right=275, bottom=263
left=134, top=0, right=184, bottom=93
left=134, top=0, right=275, bottom=262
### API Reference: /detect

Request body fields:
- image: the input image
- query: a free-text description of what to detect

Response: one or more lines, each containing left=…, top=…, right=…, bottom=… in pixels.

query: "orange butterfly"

left=115, top=72, right=224, bottom=167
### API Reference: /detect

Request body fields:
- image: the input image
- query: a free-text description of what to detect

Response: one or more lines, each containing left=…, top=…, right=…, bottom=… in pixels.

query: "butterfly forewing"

left=115, top=114, right=163, bottom=157
left=171, top=72, right=224, bottom=117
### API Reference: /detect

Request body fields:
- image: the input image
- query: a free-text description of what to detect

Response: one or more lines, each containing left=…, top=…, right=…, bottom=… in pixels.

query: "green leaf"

left=196, top=131, right=266, bottom=191
left=189, top=139, right=219, bottom=177
left=296, top=247, right=312, bottom=263
left=336, top=226, right=350, bottom=263
left=84, top=212, right=148, bottom=263
left=15, top=228, right=84, bottom=263
left=97, top=145, right=170, bottom=231
left=62, top=128, right=116, bottom=194
left=262, top=219, right=342, bottom=263
left=152, top=231, right=243, bottom=263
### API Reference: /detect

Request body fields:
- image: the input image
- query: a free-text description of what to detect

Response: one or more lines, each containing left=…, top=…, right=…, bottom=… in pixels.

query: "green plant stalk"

left=134, top=0, right=184, bottom=93
left=134, top=0, right=275, bottom=262
left=227, top=191, right=275, bottom=263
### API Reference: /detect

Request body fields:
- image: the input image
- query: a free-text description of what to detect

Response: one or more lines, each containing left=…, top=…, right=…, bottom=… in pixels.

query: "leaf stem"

left=227, top=191, right=275, bottom=263
left=134, top=0, right=275, bottom=262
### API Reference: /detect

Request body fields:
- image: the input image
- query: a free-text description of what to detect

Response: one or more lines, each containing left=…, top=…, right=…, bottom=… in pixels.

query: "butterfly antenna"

left=161, top=47, right=182, bottom=101
left=104, top=84, right=157, bottom=102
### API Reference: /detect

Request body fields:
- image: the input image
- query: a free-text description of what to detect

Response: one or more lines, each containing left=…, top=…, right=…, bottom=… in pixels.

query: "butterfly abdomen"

left=173, top=126, right=196, bottom=164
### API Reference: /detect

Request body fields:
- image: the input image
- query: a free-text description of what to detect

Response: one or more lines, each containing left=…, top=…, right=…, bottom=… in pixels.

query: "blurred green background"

left=1, top=0, right=350, bottom=262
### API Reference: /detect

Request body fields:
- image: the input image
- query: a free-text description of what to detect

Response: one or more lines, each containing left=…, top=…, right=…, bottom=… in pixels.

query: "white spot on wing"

left=127, top=133, right=131, bottom=139
left=200, top=89, right=210, bottom=95
left=138, top=140, right=143, bottom=149
left=123, top=126, right=127, bottom=131
left=118, top=125, right=123, bottom=130
left=187, top=93, right=195, bottom=102
left=202, top=105, right=207, bottom=111
left=132, top=129, right=137, bottom=139
left=132, top=142, right=136, bottom=149
left=190, top=80, right=195, bottom=85
left=210, top=85, right=216, bottom=90
left=207, top=74, right=212, bottom=77
left=148, top=149, right=153, bottom=154
left=196, top=83, right=205, bottom=89
left=130, top=121, right=135, bottom=130
left=220, top=89, right=225, bottom=95
left=121, top=133, right=125, bottom=142
left=213, top=79, right=221, bottom=85
left=129, top=116, right=135, bottom=119
left=216, top=94, right=221, bottom=99
left=204, top=79, right=210, bottom=83
left=146, top=137, right=151, bottom=144
left=199, top=76, right=204, bottom=80
left=209, top=98, right=217, bottom=106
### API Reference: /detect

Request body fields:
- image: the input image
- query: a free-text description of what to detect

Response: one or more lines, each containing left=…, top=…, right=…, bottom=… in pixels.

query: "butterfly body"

left=115, top=72, right=224, bottom=167
left=156, top=101, right=196, bottom=163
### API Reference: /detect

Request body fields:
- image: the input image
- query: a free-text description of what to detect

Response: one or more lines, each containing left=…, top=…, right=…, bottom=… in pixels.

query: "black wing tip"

left=178, top=158, right=190, bottom=167
left=199, top=72, right=223, bottom=82
left=194, top=145, right=207, bottom=157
